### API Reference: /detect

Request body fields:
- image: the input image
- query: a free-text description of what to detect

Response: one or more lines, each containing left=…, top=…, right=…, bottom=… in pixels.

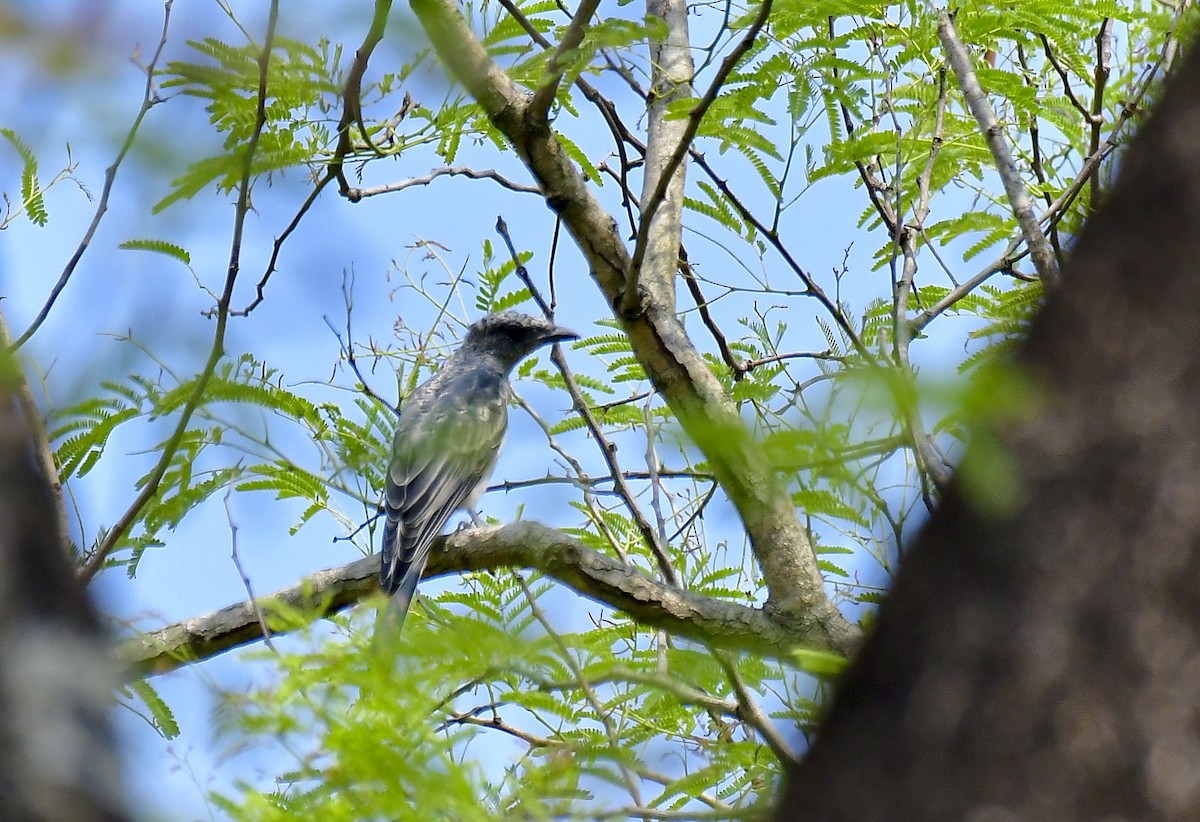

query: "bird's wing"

left=380, top=368, right=507, bottom=612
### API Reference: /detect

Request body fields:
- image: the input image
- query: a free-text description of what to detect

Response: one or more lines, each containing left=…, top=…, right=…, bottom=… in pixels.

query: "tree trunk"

left=0, top=380, right=127, bottom=822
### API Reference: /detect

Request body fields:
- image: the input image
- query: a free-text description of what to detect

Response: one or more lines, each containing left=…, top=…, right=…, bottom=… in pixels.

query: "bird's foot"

left=456, top=511, right=486, bottom=532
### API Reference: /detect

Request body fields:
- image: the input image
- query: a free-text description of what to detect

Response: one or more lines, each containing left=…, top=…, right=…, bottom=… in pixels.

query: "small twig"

left=349, top=166, right=541, bottom=200
left=735, top=350, right=838, bottom=375
left=441, top=712, right=561, bottom=747
left=911, top=238, right=1020, bottom=335
left=333, top=509, right=382, bottom=544
left=1088, top=18, right=1113, bottom=206
left=13, top=0, right=174, bottom=350
left=548, top=218, right=561, bottom=311
left=230, top=173, right=337, bottom=317
left=1037, top=33, right=1095, bottom=121
left=667, top=483, right=717, bottom=544
left=643, top=390, right=670, bottom=546
left=938, top=10, right=1060, bottom=288
left=224, top=480, right=274, bottom=650
left=688, top=149, right=870, bottom=360
left=322, top=296, right=398, bottom=417
left=712, top=649, right=797, bottom=765
left=490, top=468, right=712, bottom=493
left=1014, top=43, right=1064, bottom=265
left=495, top=216, right=552, bottom=317
left=511, top=392, right=632, bottom=564
left=679, top=250, right=740, bottom=376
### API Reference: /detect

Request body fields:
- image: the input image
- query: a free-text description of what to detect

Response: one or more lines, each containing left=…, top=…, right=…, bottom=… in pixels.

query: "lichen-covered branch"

left=121, top=522, right=852, bottom=679
left=938, top=10, right=1060, bottom=287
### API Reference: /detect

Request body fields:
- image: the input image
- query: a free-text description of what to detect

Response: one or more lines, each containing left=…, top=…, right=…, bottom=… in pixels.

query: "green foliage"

left=1, top=128, right=48, bottom=226
left=50, top=350, right=370, bottom=574
left=155, top=35, right=340, bottom=212
left=212, top=583, right=799, bottom=819
left=476, top=239, right=534, bottom=313
left=122, top=680, right=181, bottom=740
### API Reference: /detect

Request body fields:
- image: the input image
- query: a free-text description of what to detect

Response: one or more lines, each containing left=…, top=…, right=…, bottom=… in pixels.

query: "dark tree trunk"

left=778, top=40, right=1200, bottom=822
left=0, top=380, right=128, bottom=821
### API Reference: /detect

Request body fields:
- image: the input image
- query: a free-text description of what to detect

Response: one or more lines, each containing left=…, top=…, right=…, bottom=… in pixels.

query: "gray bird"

left=380, top=311, right=578, bottom=630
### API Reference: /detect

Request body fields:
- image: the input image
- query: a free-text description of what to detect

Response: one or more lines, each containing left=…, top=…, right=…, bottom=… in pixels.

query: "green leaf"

left=789, top=646, right=849, bottom=677
left=127, top=679, right=181, bottom=739
left=119, top=239, right=192, bottom=265
left=1, top=128, right=47, bottom=226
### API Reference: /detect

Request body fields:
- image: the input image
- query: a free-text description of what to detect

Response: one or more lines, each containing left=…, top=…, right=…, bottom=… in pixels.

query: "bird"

left=379, top=311, right=578, bottom=632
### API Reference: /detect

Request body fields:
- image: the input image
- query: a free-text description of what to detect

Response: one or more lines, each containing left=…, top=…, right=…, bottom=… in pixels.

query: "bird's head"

left=462, top=311, right=579, bottom=371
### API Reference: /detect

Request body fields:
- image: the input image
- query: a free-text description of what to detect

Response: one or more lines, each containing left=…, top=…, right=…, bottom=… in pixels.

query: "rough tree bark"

left=0, top=370, right=127, bottom=821
left=777, top=40, right=1200, bottom=821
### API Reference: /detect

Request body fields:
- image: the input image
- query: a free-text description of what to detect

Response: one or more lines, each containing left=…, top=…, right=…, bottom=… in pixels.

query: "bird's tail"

left=373, top=559, right=425, bottom=652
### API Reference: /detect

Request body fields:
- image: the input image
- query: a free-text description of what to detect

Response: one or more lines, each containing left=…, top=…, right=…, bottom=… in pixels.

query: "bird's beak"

left=544, top=324, right=579, bottom=344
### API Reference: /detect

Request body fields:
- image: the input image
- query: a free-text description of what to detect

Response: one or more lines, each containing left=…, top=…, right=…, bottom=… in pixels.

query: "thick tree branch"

left=528, top=0, right=603, bottom=121
left=408, top=0, right=857, bottom=651
left=622, top=0, right=695, bottom=315
left=121, top=522, right=847, bottom=678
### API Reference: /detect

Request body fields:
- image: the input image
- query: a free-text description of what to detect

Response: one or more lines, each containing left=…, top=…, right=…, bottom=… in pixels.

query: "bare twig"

left=349, top=166, right=541, bottom=200
left=488, top=468, right=711, bottom=493
left=441, top=712, right=561, bottom=747
left=12, top=0, right=174, bottom=350
left=230, top=174, right=336, bottom=317
left=1037, top=33, right=1095, bottom=121
left=224, top=481, right=274, bottom=650
left=680, top=250, right=741, bottom=376
left=322, top=299, right=398, bottom=416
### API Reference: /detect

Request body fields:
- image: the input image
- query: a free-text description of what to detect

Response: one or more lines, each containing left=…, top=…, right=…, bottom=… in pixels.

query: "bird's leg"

left=455, top=511, right=486, bottom=532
